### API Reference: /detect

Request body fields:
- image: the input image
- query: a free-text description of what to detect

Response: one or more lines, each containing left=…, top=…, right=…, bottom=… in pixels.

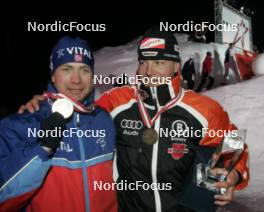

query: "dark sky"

left=1, top=0, right=262, bottom=117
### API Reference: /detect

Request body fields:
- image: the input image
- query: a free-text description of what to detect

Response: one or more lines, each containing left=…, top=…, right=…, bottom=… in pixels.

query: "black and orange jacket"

left=96, top=76, right=249, bottom=212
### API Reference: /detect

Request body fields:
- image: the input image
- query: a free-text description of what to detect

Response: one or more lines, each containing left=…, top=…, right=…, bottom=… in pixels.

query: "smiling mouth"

left=68, top=89, right=83, bottom=93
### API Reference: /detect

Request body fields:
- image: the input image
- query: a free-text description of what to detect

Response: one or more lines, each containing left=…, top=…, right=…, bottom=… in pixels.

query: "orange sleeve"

left=95, top=91, right=114, bottom=113
left=95, top=86, right=135, bottom=113
left=200, top=102, right=249, bottom=190
left=183, top=92, right=249, bottom=190
left=233, top=143, right=249, bottom=189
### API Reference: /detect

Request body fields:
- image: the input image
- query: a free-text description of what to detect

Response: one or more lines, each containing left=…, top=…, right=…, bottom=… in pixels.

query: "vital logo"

left=56, top=47, right=92, bottom=59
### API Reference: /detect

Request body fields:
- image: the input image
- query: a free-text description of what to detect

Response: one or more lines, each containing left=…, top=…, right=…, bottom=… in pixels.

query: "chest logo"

left=167, top=143, right=188, bottom=160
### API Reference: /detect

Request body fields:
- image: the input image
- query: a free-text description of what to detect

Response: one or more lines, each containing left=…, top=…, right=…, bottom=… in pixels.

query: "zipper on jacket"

left=76, top=113, right=80, bottom=127
left=74, top=113, right=90, bottom=212
left=150, top=87, right=160, bottom=109
left=150, top=86, right=162, bottom=212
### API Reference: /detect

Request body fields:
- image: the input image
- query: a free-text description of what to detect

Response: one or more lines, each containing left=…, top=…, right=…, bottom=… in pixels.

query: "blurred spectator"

left=222, top=43, right=241, bottom=84
left=182, top=56, right=196, bottom=89
left=196, top=51, right=214, bottom=92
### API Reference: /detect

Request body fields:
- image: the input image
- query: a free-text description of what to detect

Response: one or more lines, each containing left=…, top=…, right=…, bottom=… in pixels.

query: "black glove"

left=38, top=112, right=66, bottom=152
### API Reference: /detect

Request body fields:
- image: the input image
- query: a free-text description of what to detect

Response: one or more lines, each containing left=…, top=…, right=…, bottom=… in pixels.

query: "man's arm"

left=199, top=103, right=249, bottom=205
left=18, top=95, right=45, bottom=114
left=96, top=86, right=134, bottom=114
left=18, top=86, right=134, bottom=115
left=0, top=111, right=64, bottom=211
left=0, top=118, right=52, bottom=211
left=200, top=114, right=249, bottom=190
left=95, top=91, right=115, bottom=112
left=18, top=91, right=116, bottom=114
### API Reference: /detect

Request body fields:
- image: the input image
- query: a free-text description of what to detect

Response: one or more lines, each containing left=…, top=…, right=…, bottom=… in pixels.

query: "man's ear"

left=51, top=76, right=55, bottom=83
left=174, top=62, right=181, bottom=73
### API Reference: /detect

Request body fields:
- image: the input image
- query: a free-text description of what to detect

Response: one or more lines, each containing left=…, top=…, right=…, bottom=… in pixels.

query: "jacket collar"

left=137, top=75, right=181, bottom=107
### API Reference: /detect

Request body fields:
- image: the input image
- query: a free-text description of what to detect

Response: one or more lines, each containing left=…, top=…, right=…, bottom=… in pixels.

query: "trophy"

left=179, top=129, right=247, bottom=212
left=196, top=129, right=247, bottom=194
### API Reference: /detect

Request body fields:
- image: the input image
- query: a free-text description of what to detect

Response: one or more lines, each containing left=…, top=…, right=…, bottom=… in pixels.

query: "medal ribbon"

left=134, top=86, right=183, bottom=128
left=44, top=92, right=95, bottom=113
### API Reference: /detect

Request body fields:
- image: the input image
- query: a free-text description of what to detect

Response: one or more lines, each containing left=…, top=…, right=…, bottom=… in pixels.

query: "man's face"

left=137, top=60, right=180, bottom=87
left=51, top=62, right=93, bottom=101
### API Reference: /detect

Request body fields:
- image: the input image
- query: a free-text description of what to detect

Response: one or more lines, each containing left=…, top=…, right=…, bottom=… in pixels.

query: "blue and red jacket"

left=0, top=85, right=117, bottom=212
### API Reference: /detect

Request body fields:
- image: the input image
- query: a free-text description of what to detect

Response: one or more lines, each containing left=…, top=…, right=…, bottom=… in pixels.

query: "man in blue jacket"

left=0, top=36, right=117, bottom=212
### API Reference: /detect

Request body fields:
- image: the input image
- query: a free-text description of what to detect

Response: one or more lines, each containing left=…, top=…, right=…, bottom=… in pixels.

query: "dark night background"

left=1, top=0, right=262, bottom=117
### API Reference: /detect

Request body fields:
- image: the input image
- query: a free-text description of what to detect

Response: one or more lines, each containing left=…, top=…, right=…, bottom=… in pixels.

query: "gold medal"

left=135, top=87, right=182, bottom=146
left=142, top=128, right=158, bottom=145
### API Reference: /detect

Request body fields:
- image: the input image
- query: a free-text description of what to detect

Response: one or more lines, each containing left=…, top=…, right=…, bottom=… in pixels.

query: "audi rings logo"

left=121, top=119, right=143, bottom=130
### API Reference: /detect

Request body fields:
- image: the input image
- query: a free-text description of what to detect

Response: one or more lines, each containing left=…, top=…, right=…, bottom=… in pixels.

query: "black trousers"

left=196, top=72, right=214, bottom=92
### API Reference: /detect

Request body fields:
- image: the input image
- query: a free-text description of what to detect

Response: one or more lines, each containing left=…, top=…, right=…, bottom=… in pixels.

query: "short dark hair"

left=206, top=51, right=212, bottom=56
